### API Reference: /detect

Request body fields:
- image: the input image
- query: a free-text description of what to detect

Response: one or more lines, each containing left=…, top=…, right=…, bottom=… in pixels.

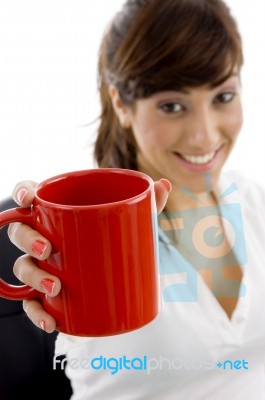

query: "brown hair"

left=94, top=0, right=243, bottom=169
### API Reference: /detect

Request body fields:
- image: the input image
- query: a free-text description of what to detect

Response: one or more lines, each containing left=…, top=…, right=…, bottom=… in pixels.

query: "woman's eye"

left=214, top=92, right=236, bottom=104
left=159, top=102, right=183, bottom=114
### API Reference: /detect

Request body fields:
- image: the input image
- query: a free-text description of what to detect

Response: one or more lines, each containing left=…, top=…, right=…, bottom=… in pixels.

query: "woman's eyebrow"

left=215, top=73, right=240, bottom=87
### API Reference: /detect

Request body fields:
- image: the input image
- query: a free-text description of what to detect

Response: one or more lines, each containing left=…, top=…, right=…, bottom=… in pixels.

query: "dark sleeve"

left=0, top=198, right=73, bottom=399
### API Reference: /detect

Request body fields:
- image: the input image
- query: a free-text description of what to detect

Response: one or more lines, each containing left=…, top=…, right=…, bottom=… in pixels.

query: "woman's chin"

left=175, top=171, right=220, bottom=195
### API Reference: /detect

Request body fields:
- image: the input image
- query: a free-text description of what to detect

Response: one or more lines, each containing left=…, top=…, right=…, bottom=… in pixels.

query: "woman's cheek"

left=230, top=103, right=243, bottom=138
left=135, top=126, right=163, bottom=148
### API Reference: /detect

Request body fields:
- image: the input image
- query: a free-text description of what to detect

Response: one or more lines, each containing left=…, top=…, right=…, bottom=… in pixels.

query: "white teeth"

left=181, top=151, right=216, bottom=164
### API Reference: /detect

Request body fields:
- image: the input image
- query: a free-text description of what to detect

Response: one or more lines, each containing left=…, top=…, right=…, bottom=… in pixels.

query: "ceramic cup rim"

left=34, top=168, right=154, bottom=210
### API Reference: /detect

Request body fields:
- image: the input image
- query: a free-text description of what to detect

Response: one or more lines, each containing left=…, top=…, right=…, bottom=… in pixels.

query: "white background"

left=0, top=0, right=264, bottom=199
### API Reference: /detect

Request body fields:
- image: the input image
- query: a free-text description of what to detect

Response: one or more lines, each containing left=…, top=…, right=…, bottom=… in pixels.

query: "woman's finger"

left=13, top=254, right=61, bottom=297
left=8, top=222, right=52, bottom=260
left=23, top=299, right=57, bottom=333
left=154, top=179, right=172, bottom=214
left=12, top=180, right=38, bottom=208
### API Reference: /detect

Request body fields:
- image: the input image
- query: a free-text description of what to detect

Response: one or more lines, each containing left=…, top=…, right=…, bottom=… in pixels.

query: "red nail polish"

left=32, top=240, right=47, bottom=257
left=41, top=278, right=55, bottom=295
left=40, top=320, right=46, bottom=331
left=159, top=179, right=172, bottom=193
left=17, top=188, right=28, bottom=203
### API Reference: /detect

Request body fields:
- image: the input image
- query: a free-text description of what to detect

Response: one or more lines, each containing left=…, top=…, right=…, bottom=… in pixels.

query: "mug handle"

left=0, top=207, right=39, bottom=300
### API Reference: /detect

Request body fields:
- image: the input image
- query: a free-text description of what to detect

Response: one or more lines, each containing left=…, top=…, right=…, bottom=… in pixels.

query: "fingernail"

left=39, top=320, right=46, bottom=331
left=17, top=188, right=28, bottom=203
left=159, top=179, right=172, bottom=193
left=32, top=240, right=47, bottom=257
left=41, top=278, right=55, bottom=295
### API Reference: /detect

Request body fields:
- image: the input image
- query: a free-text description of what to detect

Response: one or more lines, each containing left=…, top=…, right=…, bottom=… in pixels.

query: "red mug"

left=0, top=168, right=160, bottom=336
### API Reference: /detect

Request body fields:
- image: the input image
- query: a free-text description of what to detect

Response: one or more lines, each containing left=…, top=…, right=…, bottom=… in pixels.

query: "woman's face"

left=125, top=74, right=243, bottom=193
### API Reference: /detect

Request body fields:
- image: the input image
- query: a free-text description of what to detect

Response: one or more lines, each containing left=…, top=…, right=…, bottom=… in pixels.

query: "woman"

left=6, top=0, right=265, bottom=398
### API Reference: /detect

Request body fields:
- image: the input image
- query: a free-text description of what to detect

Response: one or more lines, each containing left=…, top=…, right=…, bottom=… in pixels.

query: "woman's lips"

left=173, top=146, right=224, bottom=172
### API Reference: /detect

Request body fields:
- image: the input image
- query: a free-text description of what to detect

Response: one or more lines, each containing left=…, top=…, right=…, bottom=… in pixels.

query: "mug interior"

left=36, top=169, right=151, bottom=206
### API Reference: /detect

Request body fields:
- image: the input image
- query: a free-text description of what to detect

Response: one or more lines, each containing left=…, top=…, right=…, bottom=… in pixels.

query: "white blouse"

left=55, top=170, right=265, bottom=400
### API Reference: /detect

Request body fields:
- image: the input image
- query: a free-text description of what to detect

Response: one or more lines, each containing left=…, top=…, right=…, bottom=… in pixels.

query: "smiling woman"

left=97, top=0, right=243, bottom=201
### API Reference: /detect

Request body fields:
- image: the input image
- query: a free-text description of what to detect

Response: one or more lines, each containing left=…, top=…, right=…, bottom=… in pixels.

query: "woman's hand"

left=8, top=181, right=60, bottom=333
left=8, top=178, right=171, bottom=333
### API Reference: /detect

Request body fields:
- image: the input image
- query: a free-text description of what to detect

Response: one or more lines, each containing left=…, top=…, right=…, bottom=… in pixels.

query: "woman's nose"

left=186, top=110, right=220, bottom=149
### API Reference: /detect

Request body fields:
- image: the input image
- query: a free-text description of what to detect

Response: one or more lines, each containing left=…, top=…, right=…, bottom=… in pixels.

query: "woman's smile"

left=172, top=145, right=225, bottom=173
